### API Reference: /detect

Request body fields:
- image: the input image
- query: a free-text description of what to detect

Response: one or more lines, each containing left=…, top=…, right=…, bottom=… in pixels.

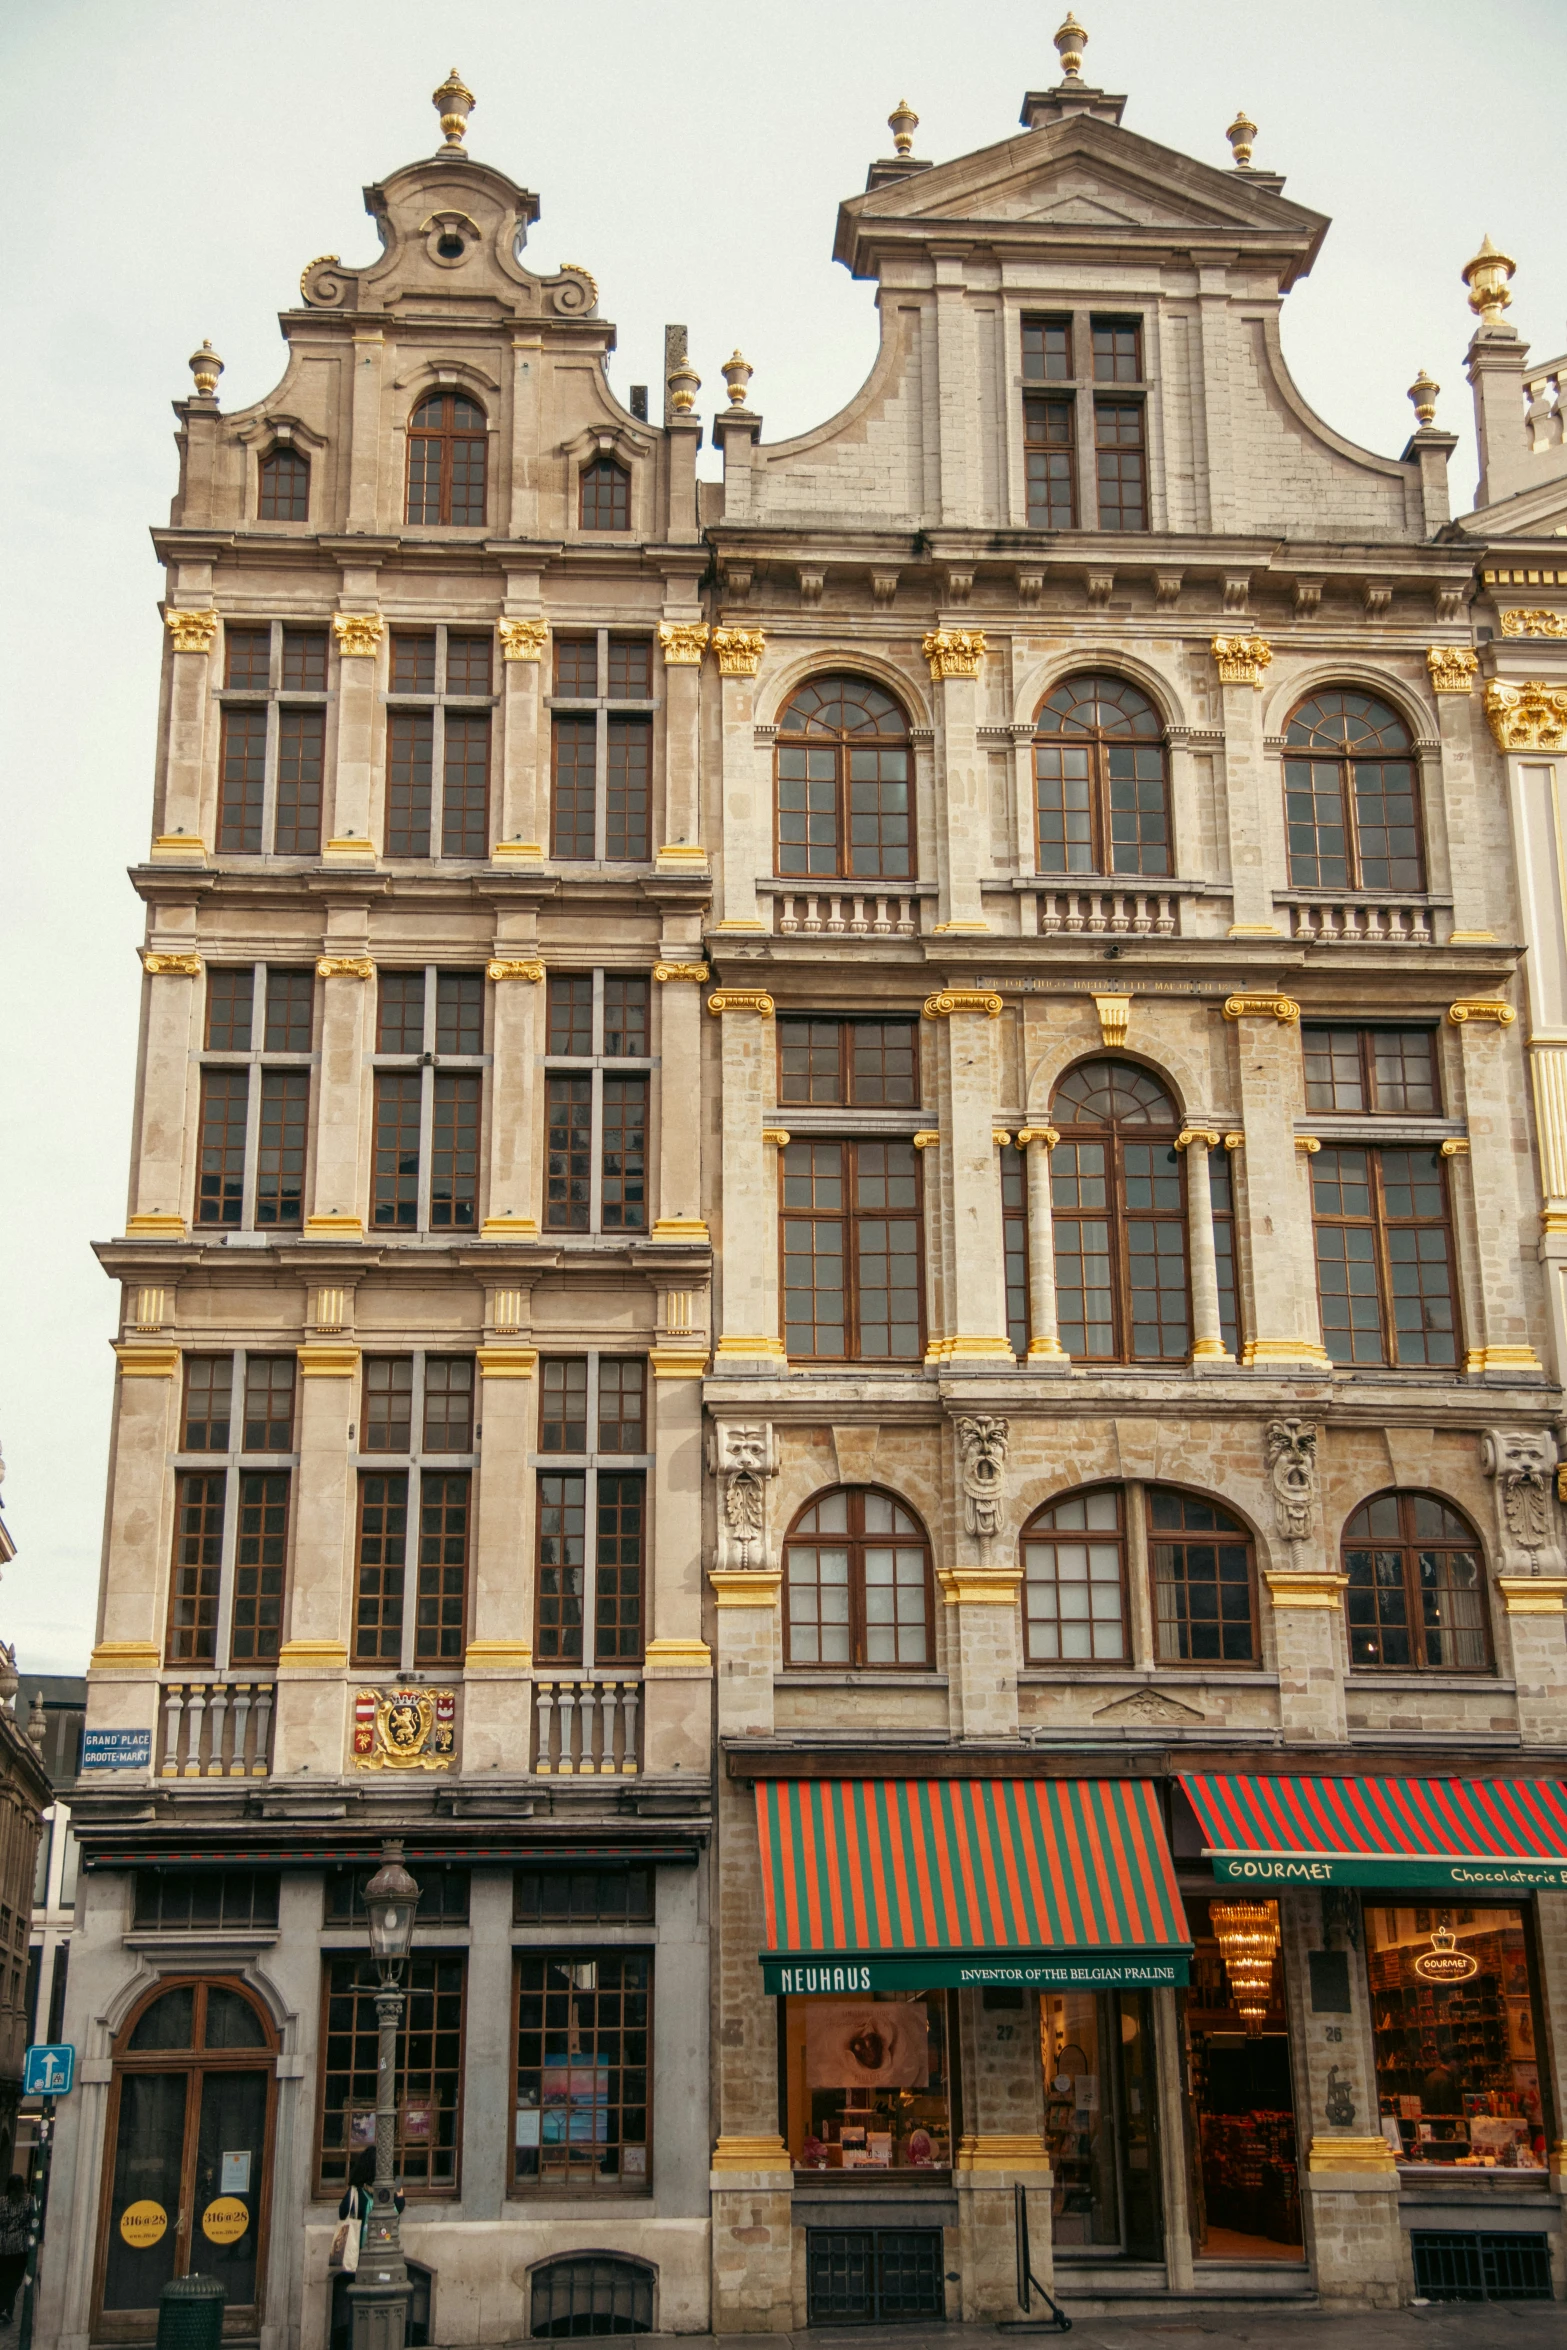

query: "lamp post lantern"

left=347, top=1840, right=421, bottom=2350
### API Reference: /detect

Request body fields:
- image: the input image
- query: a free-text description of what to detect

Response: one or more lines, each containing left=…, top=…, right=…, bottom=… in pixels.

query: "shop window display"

left=784, top=1992, right=952, bottom=2172
left=1367, top=1905, right=1547, bottom=2169
left=1184, top=1898, right=1302, bottom=2260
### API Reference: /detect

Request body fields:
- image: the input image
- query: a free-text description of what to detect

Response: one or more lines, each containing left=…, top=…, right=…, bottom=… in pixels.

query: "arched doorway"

left=94, top=1977, right=277, bottom=2338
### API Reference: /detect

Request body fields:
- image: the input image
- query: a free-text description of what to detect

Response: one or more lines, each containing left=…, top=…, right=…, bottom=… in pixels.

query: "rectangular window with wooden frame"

left=214, top=622, right=330, bottom=856
left=1311, top=1147, right=1458, bottom=1369
left=1209, top=1146, right=1241, bottom=1359
left=195, top=967, right=316, bottom=1231
left=512, top=1950, right=651, bottom=2195
left=1001, top=1143, right=1030, bottom=1356
left=352, top=1355, right=477, bottom=1672
left=1094, top=399, right=1147, bottom=531
left=1023, top=315, right=1074, bottom=382
left=318, top=1952, right=465, bottom=2196
left=383, top=628, right=494, bottom=860
left=535, top=1354, right=651, bottom=1670
left=781, top=1139, right=923, bottom=1362
left=369, top=969, right=487, bottom=1232
left=777, top=1017, right=920, bottom=1108
left=543, top=973, right=653, bottom=1234
left=548, top=633, right=655, bottom=863
left=1024, top=396, right=1077, bottom=529
left=168, top=1352, right=297, bottom=1670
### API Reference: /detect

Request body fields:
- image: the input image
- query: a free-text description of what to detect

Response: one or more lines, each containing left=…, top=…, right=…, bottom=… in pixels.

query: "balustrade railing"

left=770, top=889, right=921, bottom=937
left=160, top=1680, right=275, bottom=1778
left=1524, top=359, right=1564, bottom=452
left=532, top=1676, right=642, bottom=1775
left=1035, top=885, right=1179, bottom=937
left=1280, top=897, right=1438, bottom=945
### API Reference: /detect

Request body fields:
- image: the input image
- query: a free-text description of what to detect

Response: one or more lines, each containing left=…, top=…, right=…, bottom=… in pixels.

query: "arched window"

left=1148, top=1488, right=1257, bottom=1665
left=1033, top=674, right=1169, bottom=876
left=579, top=457, right=631, bottom=532
left=1284, top=690, right=1421, bottom=890
left=1022, top=1487, right=1128, bottom=1663
left=98, top=1978, right=276, bottom=2330
left=1050, top=1060, right=1188, bottom=1362
left=783, top=1487, right=932, bottom=1670
left=257, top=444, right=309, bottom=520
left=531, top=2255, right=654, bottom=2338
left=1342, top=1490, right=1491, bottom=1671
left=775, top=676, right=912, bottom=881
left=405, top=391, right=487, bottom=527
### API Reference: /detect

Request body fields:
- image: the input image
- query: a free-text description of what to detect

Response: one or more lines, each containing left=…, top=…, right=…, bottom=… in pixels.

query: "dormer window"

left=257, top=445, right=309, bottom=521
left=579, top=457, right=631, bottom=532
left=405, top=391, right=487, bottom=527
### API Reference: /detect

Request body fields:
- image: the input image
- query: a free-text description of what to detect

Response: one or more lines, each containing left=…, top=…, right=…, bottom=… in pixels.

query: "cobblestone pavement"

left=706, top=2316, right=1564, bottom=2350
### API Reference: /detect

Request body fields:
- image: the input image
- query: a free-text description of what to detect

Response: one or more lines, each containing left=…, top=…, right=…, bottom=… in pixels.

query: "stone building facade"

left=49, top=23, right=1567, bottom=2349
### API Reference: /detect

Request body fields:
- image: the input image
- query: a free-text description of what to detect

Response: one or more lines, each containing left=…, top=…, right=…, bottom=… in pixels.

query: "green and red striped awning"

left=756, top=1778, right=1191, bottom=1993
left=1182, top=1773, right=1567, bottom=1893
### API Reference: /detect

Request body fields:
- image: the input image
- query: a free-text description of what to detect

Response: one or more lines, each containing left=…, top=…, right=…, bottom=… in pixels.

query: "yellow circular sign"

left=119, top=2200, right=168, bottom=2249
left=201, top=2197, right=250, bottom=2246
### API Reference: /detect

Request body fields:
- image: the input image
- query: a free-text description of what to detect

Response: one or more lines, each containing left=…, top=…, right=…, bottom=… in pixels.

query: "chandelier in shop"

left=1210, top=1900, right=1281, bottom=2036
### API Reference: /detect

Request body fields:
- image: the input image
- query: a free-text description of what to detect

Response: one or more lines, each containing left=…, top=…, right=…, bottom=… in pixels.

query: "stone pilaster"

left=462, top=1326, right=537, bottom=1773
left=1281, top=1891, right=1402, bottom=2310
left=657, top=623, right=708, bottom=866
left=271, top=1344, right=356, bottom=1777
left=128, top=953, right=201, bottom=1235
left=1178, top=1126, right=1232, bottom=1364
left=346, top=330, right=385, bottom=529
left=1212, top=636, right=1279, bottom=935
left=710, top=992, right=782, bottom=1366
left=494, top=611, right=546, bottom=856
left=922, top=991, right=1011, bottom=1365
left=926, top=637, right=989, bottom=934
left=1016, top=1126, right=1068, bottom=1368
left=710, top=1773, right=793, bottom=2330
left=713, top=642, right=768, bottom=932
left=307, top=953, right=373, bottom=1237
left=326, top=607, right=383, bottom=851
left=158, top=614, right=216, bottom=849
left=642, top=1360, right=711, bottom=1775
left=482, top=957, right=542, bottom=1235
left=86, top=1352, right=179, bottom=1756
left=1224, top=994, right=1329, bottom=1371
left=652, top=960, right=709, bottom=1240
left=1449, top=1001, right=1545, bottom=1374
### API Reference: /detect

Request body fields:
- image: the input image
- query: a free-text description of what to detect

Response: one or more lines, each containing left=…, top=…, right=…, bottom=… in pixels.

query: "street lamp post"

left=347, top=1840, right=421, bottom=2350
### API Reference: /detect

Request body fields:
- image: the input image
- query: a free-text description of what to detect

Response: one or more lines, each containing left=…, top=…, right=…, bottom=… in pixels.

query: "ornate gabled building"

left=49, top=20, right=1567, bottom=2347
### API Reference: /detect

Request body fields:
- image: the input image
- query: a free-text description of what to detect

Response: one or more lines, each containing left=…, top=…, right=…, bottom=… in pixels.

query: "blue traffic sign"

left=82, top=1728, right=152, bottom=1772
left=23, top=2046, right=74, bottom=2097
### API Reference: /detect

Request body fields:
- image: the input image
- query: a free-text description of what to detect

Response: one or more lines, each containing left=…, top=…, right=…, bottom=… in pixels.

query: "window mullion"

left=432, top=697, right=446, bottom=863
left=212, top=1353, right=244, bottom=1676
left=1369, top=1152, right=1398, bottom=1367
left=240, top=1062, right=263, bottom=1234
left=404, top=1436, right=422, bottom=1681
left=844, top=1144, right=859, bottom=1361
left=583, top=1461, right=598, bottom=1673
left=590, top=1071, right=604, bottom=1236
left=1343, top=756, right=1362, bottom=892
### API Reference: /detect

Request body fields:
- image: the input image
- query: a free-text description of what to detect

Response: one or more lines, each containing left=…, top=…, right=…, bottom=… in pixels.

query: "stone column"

left=1449, top=1000, right=1545, bottom=1373
left=1177, top=1126, right=1232, bottom=1365
left=463, top=1304, right=537, bottom=1774
left=1224, top=993, right=1330, bottom=1372
left=656, top=622, right=709, bottom=869
left=494, top=613, right=547, bottom=860
left=1211, top=636, right=1280, bottom=936
left=953, top=1991, right=1053, bottom=2319
left=710, top=992, right=783, bottom=1366
left=922, top=991, right=1012, bottom=1365
left=1015, top=1126, right=1067, bottom=1368
left=157, top=609, right=218, bottom=853
left=272, top=1341, right=357, bottom=1778
left=482, top=957, right=543, bottom=1236
left=926, top=633, right=989, bottom=934
left=307, top=953, right=373, bottom=1238
left=652, top=960, right=710, bottom=1240
left=712, top=631, right=768, bottom=932
left=128, top=952, right=202, bottom=1236
left=325, top=609, right=383, bottom=860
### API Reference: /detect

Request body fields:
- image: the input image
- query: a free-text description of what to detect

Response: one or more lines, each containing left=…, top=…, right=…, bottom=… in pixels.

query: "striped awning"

left=756, top=1777, right=1190, bottom=1993
left=1182, top=1772, right=1567, bottom=1893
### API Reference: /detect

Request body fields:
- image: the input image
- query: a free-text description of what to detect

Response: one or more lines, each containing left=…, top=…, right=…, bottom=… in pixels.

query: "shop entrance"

left=1184, top=1898, right=1302, bottom=2261
left=1040, top=1988, right=1162, bottom=2259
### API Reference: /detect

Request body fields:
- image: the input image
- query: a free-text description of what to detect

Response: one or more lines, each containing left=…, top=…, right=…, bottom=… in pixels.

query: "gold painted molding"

left=141, top=951, right=202, bottom=977
left=923, top=628, right=987, bottom=680
left=648, top=1347, right=708, bottom=1379
left=1265, top=1569, right=1350, bottom=1610
left=1484, top=679, right=1567, bottom=752
left=331, top=611, right=384, bottom=658
left=1295, top=1135, right=1322, bottom=1155
left=1427, top=646, right=1479, bottom=693
left=1241, top=1337, right=1332, bottom=1366
left=1439, top=1138, right=1470, bottom=1157
left=1465, top=1344, right=1543, bottom=1373
left=1175, top=1127, right=1221, bottom=1151
left=88, top=1641, right=161, bottom=1670
left=1094, top=992, right=1131, bottom=1048
left=1307, top=2135, right=1397, bottom=2176
left=1015, top=1126, right=1060, bottom=1150
left=1496, top=1577, right=1567, bottom=1616
left=1224, top=1133, right=1245, bottom=1151
left=492, top=840, right=545, bottom=862
left=925, top=1335, right=1017, bottom=1363
left=1448, top=998, right=1516, bottom=1027
left=643, top=1638, right=713, bottom=1670
left=486, top=957, right=546, bottom=982
left=1223, top=992, right=1300, bottom=1024
left=477, top=1345, right=538, bottom=1379
left=709, top=1570, right=783, bottom=1608
left=464, top=1640, right=534, bottom=1669
left=654, top=845, right=709, bottom=869
left=707, top=990, right=775, bottom=1018
left=649, top=1217, right=711, bottom=1242
left=303, top=1212, right=365, bottom=1237
left=322, top=836, right=377, bottom=865
left=913, top=1131, right=941, bottom=1150
left=993, top=1128, right=1014, bottom=1147
left=653, top=962, right=710, bottom=983
left=710, top=2133, right=792, bottom=2172
left=658, top=621, right=710, bottom=666
left=1028, top=1335, right=1070, bottom=1359
left=1500, top=609, right=1567, bottom=638
left=923, top=990, right=1003, bottom=1020
left=149, top=834, right=208, bottom=864
left=712, top=627, right=766, bottom=676
left=165, top=609, right=219, bottom=654
left=498, top=617, right=548, bottom=662
left=298, top=1344, right=360, bottom=1377
left=479, top=1214, right=539, bottom=1237
left=938, top=1568, right=1026, bottom=1605
left=276, top=1639, right=349, bottom=1671
left=1211, top=633, right=1272, bottom=685
left=762, top=1128, right=791, bottom=1148
left=126, top=1212, right=187, bottom=1238
left=713, top=1334, right=787, bottom=1360
left=317, top=956, right=374, bottom=981
left=114, top=1344, right=179, bottom=1378
left=954, top=2133, right=1051, bottom=2172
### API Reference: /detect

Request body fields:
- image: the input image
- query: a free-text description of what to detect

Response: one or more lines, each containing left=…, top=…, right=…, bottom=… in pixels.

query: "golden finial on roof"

left=1226, top=110, right=1257, bottom=169
left=668, top=355, right=701, bottom=416
left=1462, top=233, right=1517, bottom=327
left=888, top=99, right=919, bottom=158
left=188, top=340, right=224, bottom=397
left=721, top=351, right=754, bottom=408
left=432, top=67, right=476, bottom=153
left=1407, top=367, right=1440, bottom=426
left=1054, top=13, right=1088, bottom=81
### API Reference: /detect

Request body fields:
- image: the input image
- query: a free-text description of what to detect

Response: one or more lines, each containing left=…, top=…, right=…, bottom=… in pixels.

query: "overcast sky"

left=2, top=0, right=1563, bottom=1677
